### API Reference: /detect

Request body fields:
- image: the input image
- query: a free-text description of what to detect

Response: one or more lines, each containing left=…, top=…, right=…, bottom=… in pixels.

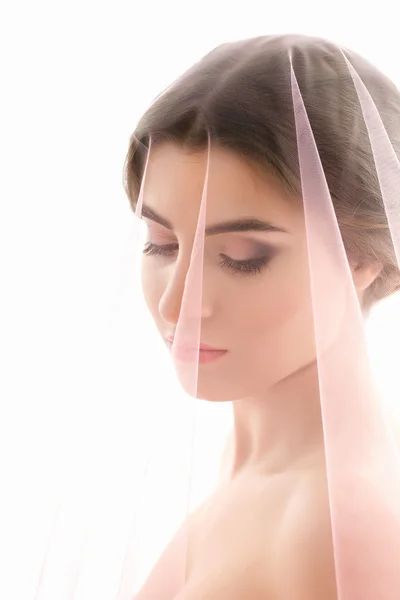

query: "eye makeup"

left=143, top=240, right=276, bottom=276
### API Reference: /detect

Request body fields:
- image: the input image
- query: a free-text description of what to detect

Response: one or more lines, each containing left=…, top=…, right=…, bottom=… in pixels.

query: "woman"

left=124, top=35, right=400, bottom=599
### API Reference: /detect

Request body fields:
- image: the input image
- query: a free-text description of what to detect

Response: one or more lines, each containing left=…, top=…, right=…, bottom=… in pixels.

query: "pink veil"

left=34, top=35, right=400, bottom=600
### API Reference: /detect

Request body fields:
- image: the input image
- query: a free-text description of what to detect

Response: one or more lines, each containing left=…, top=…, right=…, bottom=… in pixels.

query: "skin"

left=136, top=142, right=382, bottom=599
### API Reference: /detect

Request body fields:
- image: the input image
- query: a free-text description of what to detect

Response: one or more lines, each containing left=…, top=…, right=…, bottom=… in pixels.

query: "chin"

left=172, top=368, right=233, bottom=402
left=169, top=353, right=237, bottom=402
left=175, top=371, right=260, bottom=403
left=175, top=361, right=310, bottom=403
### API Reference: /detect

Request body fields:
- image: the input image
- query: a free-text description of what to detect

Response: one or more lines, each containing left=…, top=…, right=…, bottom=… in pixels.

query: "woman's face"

left=140, top=142, right=320, bottom=401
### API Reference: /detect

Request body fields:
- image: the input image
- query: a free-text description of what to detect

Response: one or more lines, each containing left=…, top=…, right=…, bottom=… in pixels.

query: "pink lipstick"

left=165, top=337, right=227, bottom=364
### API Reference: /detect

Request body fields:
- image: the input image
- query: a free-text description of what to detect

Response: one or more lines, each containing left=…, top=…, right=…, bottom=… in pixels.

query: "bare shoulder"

left=133, top=511, right=198, bottom=600
left=270, top=467, right=338, bottom=600
left=135, top=463, right=338, bottom=600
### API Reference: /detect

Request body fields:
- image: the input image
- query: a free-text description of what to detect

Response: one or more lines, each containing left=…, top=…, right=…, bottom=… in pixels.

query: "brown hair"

left=123, top=34, right=400, bottom=310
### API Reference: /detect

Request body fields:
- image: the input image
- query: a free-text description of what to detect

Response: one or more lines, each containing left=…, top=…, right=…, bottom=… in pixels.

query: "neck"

left=229, top=361, right=325, bottom=477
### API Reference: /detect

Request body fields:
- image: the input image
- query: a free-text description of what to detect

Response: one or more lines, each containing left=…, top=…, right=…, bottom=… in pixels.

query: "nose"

left=158, top=259, right=212, bottom=327
left=158, top=262, right=185, bottom=326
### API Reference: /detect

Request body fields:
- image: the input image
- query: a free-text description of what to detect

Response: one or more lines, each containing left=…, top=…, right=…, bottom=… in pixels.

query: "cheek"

left=230, top=269, right=312, bottom=339
left=216, top=271, right=315, bottom=393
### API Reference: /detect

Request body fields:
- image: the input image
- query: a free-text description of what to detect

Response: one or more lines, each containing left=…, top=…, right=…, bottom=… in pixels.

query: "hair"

left=123, top=34, right=400, bottom=311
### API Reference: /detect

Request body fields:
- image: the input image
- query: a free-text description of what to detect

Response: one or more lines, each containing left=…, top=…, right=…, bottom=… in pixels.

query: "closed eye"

left=218, top=254, right=271, bottom=275
left=143, top=242, right=178, bottom=257
left=143, top=242, right=274, bottom=276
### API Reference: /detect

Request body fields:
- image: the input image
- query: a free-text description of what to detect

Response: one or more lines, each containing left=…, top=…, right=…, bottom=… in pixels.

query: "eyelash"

left=143, top=242, right=271, bottom=276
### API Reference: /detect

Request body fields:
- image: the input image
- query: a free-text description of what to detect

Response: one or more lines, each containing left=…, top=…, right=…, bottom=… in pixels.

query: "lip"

left=165, top=337, right=228, bottom=364
left=165, top=336, right=225, bottom=352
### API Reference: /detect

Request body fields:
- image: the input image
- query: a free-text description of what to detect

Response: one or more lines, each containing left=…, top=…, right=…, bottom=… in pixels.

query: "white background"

left=1, top=1, right=400, bottom=599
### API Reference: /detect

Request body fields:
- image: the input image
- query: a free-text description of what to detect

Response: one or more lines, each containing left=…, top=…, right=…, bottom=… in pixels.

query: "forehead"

left=143, top=142, right=303, bottom=229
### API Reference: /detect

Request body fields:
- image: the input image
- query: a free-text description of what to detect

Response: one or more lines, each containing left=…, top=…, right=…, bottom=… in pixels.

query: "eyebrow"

left=140, top=204, right=288, bottom=235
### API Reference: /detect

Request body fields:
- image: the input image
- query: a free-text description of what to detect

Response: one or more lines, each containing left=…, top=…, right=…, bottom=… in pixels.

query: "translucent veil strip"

left=33, top=37, right=400, bottom=600
left=290, top=53, right=400, bottom=598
